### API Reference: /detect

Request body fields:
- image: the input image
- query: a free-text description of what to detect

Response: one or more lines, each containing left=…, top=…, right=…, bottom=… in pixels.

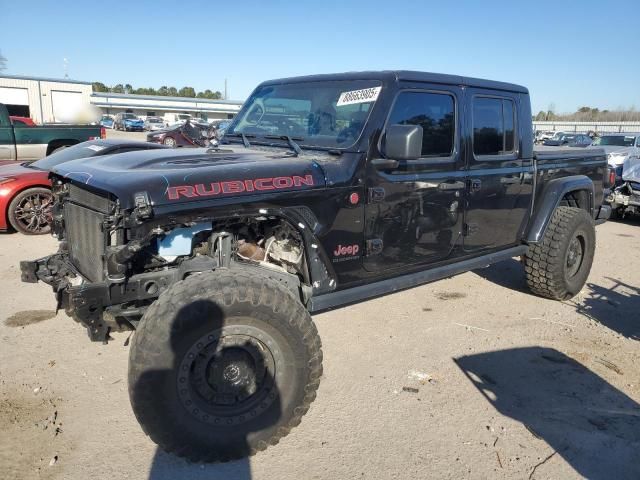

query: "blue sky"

left=1, top=0, right=638, bottom=113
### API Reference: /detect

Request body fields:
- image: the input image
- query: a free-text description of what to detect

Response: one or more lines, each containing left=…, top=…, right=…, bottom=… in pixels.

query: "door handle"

left=500, top=177, right=520, bottom=185
left=437, top=180, right=465, bottom=191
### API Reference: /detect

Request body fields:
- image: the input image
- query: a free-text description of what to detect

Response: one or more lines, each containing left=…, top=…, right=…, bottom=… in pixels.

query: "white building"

left=0, top=74, right=243, bottom=124
left=0, top=74, right=93, bottom=123
left=91, top=92, right=242, bottom=123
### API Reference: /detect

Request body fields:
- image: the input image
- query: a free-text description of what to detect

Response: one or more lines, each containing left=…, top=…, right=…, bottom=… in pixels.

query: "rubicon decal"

left=167, top=175, right=314, bottom=200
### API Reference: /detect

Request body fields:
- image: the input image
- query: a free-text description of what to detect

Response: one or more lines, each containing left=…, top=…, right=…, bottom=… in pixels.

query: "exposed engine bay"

left=154, top=218, right=307, bottom=279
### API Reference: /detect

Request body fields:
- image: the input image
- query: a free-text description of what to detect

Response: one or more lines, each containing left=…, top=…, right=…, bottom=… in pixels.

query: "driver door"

left=363, top=85, right=465, bottom=272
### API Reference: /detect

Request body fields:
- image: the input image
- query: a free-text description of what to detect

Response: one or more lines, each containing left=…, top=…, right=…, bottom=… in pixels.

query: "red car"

left=0, top=139, right=167, bottom=234
left=10, top=116, right=36, bottom=126
left=146, top=120, right=214, bottom=147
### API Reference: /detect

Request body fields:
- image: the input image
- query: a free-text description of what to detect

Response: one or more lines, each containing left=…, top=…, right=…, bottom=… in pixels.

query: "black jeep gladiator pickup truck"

left=21, top=71, right=610, bottom=462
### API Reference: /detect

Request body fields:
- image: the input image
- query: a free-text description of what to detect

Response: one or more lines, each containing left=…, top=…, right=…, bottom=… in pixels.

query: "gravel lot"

left=0, top=150, right=639, bottom=479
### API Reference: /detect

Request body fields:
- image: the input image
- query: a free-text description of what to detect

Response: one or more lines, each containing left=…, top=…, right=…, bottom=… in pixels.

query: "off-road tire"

left=128, top=269, right=322, bottom=462
left=524, top=206, right=595, bottom=300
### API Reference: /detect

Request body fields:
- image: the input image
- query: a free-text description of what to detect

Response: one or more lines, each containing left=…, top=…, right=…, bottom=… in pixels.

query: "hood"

left=0, top=162, right=36, bottom=177
left=124, top=118, right=143, bottom=124
left=599, top=146, right=633, bottom=155
left=52, top=147, right=327, bottom=209
left=598, top=146, right=635, bottom=165
left=622, top=156, right=640, bottom=183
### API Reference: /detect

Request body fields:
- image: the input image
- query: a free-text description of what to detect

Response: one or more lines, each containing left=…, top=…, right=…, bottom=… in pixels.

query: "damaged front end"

left=608, top=181, right=640, bottom=217
left=20, top=177, right=323, bottom=343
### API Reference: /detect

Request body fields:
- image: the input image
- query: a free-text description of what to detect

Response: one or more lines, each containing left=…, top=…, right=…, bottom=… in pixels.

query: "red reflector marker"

left=349, top=192, right=359, bottom=205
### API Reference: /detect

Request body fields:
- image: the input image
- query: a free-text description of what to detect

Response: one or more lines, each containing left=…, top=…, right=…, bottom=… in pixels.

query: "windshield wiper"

left=263, top=135, right=303, bottom=156
left=224, top=133, right=254, bottom=148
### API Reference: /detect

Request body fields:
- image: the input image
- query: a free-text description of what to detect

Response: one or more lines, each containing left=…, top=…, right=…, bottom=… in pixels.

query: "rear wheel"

left=7, top=187, right=54, bottom=235
left=128, top=269, right=322, bottom=462
left=524, top=206, right=595, bottom=300
left=163, top=136, right=177, bottom=147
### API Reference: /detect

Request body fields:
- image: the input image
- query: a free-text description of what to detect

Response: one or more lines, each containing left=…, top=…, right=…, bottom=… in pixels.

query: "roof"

left=0, top=74, right=92, bottom=85
left=261, top=70, right=528, bottom=94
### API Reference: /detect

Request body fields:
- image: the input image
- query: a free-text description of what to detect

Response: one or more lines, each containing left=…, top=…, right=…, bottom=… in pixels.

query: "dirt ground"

left=1, top=218, right=639, bottom=480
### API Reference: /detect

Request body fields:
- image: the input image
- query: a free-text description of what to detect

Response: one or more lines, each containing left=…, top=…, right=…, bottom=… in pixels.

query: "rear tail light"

left=100, top=126, right=106, bottom=139
left=606, top=167, right=616, bottom=188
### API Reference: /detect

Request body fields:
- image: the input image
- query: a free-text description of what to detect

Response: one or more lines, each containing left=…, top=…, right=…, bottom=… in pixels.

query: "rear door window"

left=473, top=97, right=516, bottom=156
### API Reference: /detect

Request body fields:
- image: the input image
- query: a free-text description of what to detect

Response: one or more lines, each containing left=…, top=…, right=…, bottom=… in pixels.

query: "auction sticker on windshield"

left=336, top=86, right=382, bottom=106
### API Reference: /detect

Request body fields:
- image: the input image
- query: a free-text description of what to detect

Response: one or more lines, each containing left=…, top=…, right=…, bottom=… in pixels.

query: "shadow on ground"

left=576, top=278, right=640, bottom=341
left=472, top=258, right=527, bottom=293
left=475, top=259, right=640, bottom=340
left=455, top=347, right=640, bottom=480
left=148, top=450, right=251, bottom=480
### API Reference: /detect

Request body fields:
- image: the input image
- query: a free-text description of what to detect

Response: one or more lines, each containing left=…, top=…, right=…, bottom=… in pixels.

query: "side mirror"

left=385, top=124, right=423, bottom=160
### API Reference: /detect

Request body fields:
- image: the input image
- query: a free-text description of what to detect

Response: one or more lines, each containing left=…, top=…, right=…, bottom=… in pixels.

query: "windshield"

left=123, top=113, right=137, bottom=119
left=599, top=135, right=636, bottom=146
left=148, top=118, right=162, bottom=123
left=31, top=142, right=104, bottom=170
left=226, top=80, right=382, bottom=149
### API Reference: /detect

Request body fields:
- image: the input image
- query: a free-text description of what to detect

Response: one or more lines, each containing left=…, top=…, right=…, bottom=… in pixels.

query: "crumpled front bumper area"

left=20, top=253, right=113, bottom=341
left=20, top=254, right=73, bottom=287
left=19, top=252, right=204, bottom=342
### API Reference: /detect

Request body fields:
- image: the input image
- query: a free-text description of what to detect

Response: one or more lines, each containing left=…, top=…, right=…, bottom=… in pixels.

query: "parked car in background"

left=144, top=116, right=166, bottom=131
left=10, top=116, right=36, bottom=126
left=535, top=130, right=555, bottom=143
left=99, top=115, right=115, bottom=129
left=114, top=112, right=144, bottom=131
left=146, top=120, right=213, bottom=147
left=0, top=139, right=167, bottom=234
left=543, top=133, right=593, bottom=148
left=166, top=113, right=193, bottom=124
left=591, top=133, right=640, bottom=185
left=209, top=119, right=232, bottom=139
left=543, top=133, right=592, bottom=147
left=0, top=103, right=104, bottom=161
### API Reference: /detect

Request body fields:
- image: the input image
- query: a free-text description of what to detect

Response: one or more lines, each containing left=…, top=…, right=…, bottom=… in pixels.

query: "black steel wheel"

left=565, top=233, right=585, bottom=278
left=128, top=269, right=322, bottom=462
left=7, top=187, right=54, bottom=235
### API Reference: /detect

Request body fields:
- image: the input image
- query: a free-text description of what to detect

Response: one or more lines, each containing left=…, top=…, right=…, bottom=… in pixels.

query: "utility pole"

left=224, top=78, right=228, bottom=100
left=63, top=58, right=69, bottom=79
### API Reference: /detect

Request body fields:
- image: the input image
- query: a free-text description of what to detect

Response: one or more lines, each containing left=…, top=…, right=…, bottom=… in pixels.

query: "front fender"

left=526, top=175, right=594, bottom=244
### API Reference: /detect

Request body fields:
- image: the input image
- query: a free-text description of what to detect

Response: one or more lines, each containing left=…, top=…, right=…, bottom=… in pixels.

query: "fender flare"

left=525, top=175, right=594, bottom=244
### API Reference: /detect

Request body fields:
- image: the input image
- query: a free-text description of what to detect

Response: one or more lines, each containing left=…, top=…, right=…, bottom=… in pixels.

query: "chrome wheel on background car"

left=163, top=137, right=177, bottom=147
left=8, top=187, right=54, bottom=235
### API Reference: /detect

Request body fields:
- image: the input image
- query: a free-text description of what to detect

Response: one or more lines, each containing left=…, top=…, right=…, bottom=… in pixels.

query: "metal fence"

left=533, top=121, right=640, bottom=134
